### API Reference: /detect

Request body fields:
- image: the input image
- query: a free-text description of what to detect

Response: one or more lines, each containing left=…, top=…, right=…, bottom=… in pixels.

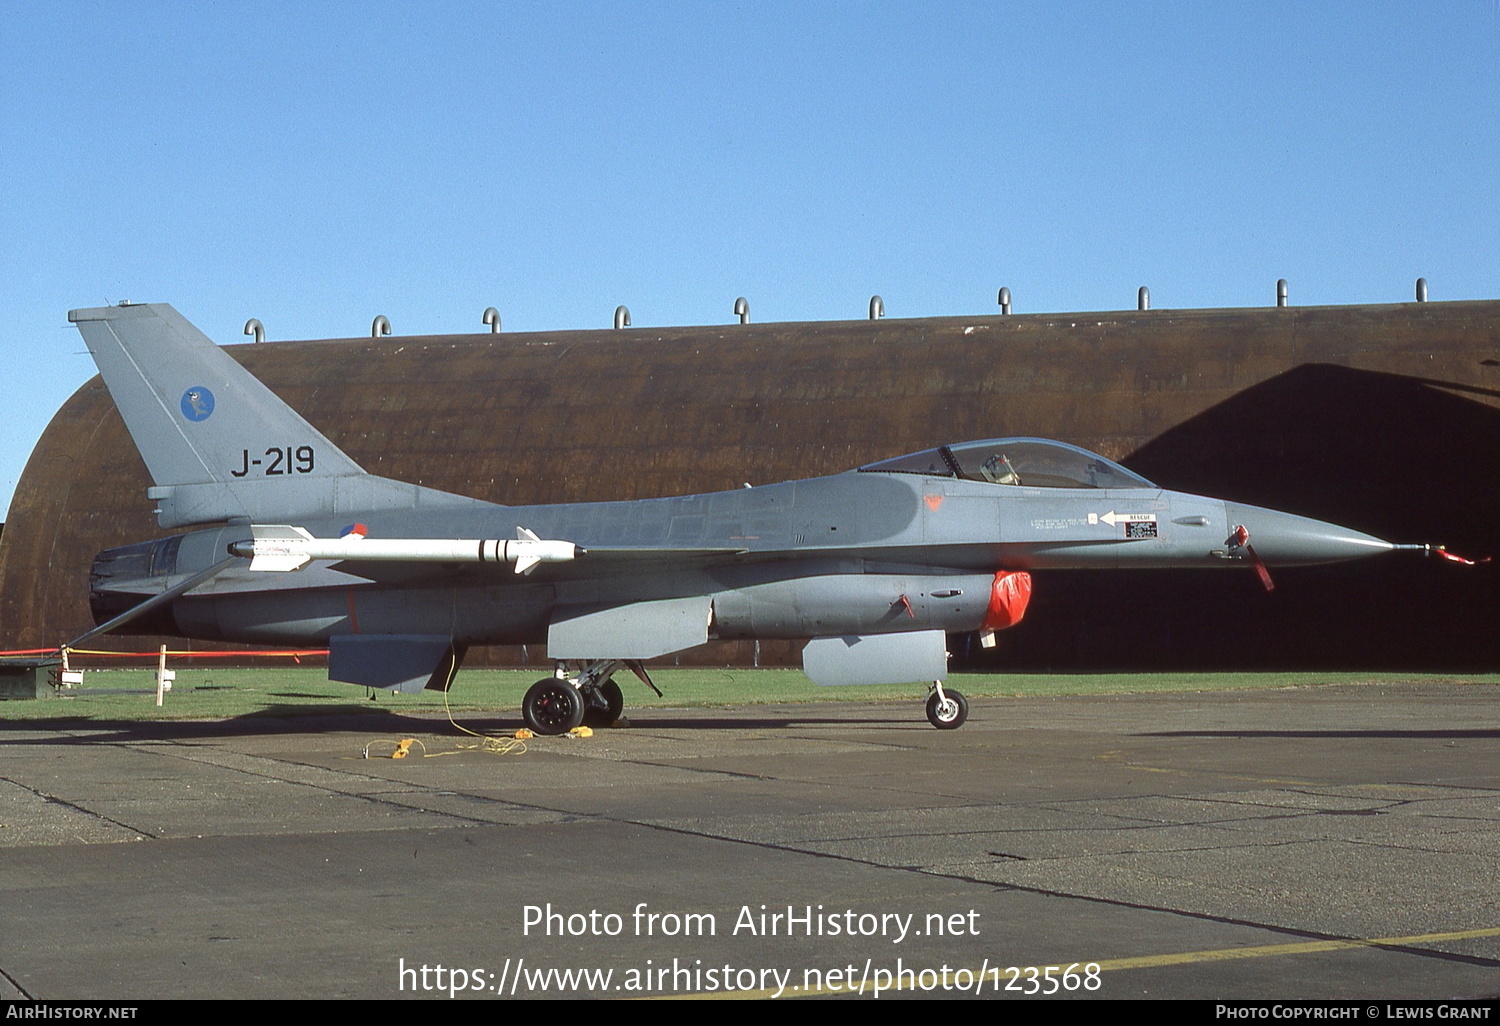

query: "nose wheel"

left=925, top=683, right=968, bottom=729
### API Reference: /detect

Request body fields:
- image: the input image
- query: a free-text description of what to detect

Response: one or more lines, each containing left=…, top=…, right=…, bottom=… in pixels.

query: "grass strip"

left=2, top=667, right=1496, bottom=723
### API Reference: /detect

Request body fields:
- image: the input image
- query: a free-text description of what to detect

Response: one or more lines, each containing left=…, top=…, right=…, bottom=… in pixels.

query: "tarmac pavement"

left=1, top=682, right=1497, bottom=1000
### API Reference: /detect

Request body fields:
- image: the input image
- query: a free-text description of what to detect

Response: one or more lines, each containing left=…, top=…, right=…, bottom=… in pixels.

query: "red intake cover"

left=983, top=571, right=1032, bottom=630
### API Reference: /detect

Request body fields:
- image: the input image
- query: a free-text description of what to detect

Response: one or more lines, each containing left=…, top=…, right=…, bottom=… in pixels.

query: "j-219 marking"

left=230, top=446, right=316, bottom=478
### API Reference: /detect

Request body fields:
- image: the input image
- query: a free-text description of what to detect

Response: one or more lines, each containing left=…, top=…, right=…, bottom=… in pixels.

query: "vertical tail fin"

left=70, top=302, right=485, bottom=528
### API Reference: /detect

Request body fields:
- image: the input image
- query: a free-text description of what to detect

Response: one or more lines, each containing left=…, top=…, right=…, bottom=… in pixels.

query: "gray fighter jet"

left=71, top=302, right=1401, bottom=731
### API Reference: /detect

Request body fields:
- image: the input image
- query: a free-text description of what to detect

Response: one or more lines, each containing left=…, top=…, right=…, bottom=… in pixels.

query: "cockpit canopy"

left=858, top=438, right=1156, bottom=490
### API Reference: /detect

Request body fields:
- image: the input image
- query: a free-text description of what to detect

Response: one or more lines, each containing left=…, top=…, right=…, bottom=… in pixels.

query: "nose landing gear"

left=925, top=682, right=968, bottom=729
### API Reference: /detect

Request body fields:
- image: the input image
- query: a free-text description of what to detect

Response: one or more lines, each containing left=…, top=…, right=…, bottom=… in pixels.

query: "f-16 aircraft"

left=71, top=302, right=1404, bottom=731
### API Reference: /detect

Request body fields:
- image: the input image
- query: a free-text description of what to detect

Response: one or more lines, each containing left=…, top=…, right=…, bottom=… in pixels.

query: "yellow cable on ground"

left=437, top=736, right=529, bottom=756
left=358, top=683, right=604, bottom=759
left=437, top=682, right=530, bottom=754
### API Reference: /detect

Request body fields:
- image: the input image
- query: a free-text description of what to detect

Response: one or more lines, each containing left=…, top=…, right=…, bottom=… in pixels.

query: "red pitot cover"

left=983, top=571, right=1033, bottom=630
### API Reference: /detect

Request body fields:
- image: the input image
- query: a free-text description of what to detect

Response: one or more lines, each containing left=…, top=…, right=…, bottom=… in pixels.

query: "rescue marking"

left=1089, top=511, right=1156, bottom=527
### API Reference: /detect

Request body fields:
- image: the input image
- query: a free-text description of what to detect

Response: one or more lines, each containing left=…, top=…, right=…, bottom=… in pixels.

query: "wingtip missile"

left=229, top=526, right=577, bottom=574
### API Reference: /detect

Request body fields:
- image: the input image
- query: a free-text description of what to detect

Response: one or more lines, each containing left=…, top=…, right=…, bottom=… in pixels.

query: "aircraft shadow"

left=0, top=707, right=508, bottom=744
left=0, top=707, right=917, bottom=742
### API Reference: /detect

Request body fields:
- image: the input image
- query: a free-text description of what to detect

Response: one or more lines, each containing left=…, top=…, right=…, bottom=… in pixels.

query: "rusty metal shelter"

left=2, top=300, right=1497, bottom=670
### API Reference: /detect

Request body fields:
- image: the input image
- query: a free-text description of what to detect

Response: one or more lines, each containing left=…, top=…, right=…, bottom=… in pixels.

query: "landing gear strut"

left=925, top=681, right=968, bottom=729
left=582, top=678, right=623, bottom=728
left=571, top=660, right=625, bottom=729
left=522, top=660, right=650, bottom=735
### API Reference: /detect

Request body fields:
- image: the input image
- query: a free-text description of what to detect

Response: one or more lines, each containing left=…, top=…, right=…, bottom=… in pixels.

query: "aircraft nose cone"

left=1224, top=502, right=1393, bottom=566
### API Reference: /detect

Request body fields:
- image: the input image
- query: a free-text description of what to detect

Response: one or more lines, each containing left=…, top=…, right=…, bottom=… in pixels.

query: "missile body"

left=229, top=525, right=577, bottom=574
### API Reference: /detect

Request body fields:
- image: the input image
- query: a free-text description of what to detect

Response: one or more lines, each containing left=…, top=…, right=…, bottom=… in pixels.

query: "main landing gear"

left=522, top=677, right=584, bottom=735
left=521, top=660, right=654, bottom=736
left=925, top=681, right=968, bottom=730
left=521, top=663, right=968, bottom=733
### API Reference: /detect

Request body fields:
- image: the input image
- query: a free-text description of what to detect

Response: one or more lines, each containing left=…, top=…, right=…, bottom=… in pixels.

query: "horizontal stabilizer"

left=548, top=596, right=713, bottom=659
left=65, top=557, right=239, bottom=650
left=803, top=630, right=948, bottom=686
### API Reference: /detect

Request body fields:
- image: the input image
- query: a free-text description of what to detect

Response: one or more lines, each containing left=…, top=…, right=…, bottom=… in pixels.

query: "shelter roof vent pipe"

left=482, top=307, right=501, bottom=333
left=1416, top=278, right=1429, bottom=302
left=1276, top=279, right=1289, bottom=308
left=243, top=318, right=264, bottom=344
left=869, top=295, right=884, bottom=320
left=614, top=305, right=631, bottom=329
left=1138, top=286, right=1150, bottom=311
left=734, top=297, right=749, bottom=324
left=372, top=315, right=391, bottom=338
left=998, top=287, right=1011, bottom=314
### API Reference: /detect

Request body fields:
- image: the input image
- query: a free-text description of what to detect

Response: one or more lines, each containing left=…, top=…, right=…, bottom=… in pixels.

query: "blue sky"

left=2, top=2, right=1497, bottom=519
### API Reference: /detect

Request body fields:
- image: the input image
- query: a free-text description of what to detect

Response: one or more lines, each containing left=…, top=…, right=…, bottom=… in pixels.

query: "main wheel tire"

left=581, top=679, right=624, bottom=728
left=925, top=688, right=968, bottom=730
left=523, top=678, right=586, bottom=735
